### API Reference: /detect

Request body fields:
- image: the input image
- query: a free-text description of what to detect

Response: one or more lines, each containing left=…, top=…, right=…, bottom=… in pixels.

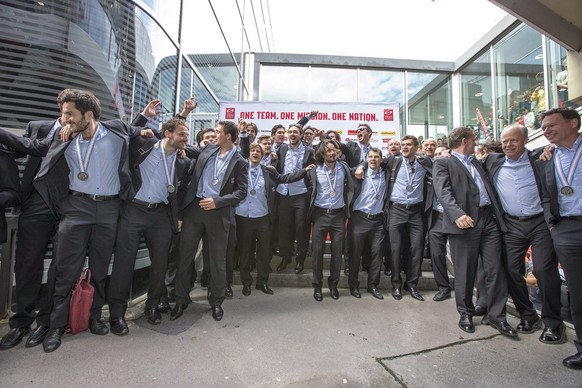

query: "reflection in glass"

left=311, top=67, right=357, bottom=102
left=494, top=25, right=544, bottom=137
left=461, top=49, right=493, bottom=141
left=407, top=72, right=452, bottom=141
left=260, top=66, right=309, bottom=102
left=547, top=41, right=569, bottom=110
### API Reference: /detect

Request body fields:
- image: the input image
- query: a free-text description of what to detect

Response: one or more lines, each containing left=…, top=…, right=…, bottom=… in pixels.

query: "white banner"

left=218, top=101, right=401, bottom=153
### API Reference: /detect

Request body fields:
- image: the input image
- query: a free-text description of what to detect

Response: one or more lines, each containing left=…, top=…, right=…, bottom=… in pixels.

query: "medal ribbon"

left=160, top=140, right=176, bottom=189
left=249, top=163, right=262, bottom=192
left=404, top=158, right=417, bottom=189
left=324, top=164, right=338, bottom=196
left=367, top=168, right=382, bottom=199
left=213, top=147, right=235, bottom=184
left=75, top=124, right=99, bottom=176
left=555, top=140, right=582, bottom=191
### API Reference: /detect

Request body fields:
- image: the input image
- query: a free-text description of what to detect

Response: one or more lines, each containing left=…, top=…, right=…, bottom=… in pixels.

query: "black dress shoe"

left=295, top=262, right=304, bottom=274
left=211, top=305, right=224, bottom=321
left=256, top=284, right=274, bottom=295
left=392, top=287, right=402, bottom=300
left=26, top=325, right=50, bottom=348
left=474, top=306, right=487, bottom=316
left=481, top=316, right=491, bottom=326
left=563, top=352, right=582, bottom=370
left=158, top=301, right=170, bottom=314
left=225, top=284, right=234, bottom=299
left=539, top=323, right=566, bottom=344
left=516, top=317, right=542, bottom=334
left=43, top=328, right=65, bottom=353
left=313, top=287, right=323, bottom=302
left=277, top=257, right=291, bottom=272
left=110, top=318, right=129, bottom=336
left=89, top=319, right=109, bottom=335
left=490, top=320, right=518, bottom=337
left=170, top=303, right=188, bottom=321
left=409, top=288, right=424, bottom=301
left=0, top=326, right=31, bottom=350
left=242, top=285, right=251, bottom=296
left=328, top=279, right=339, bottom=300
left=350, top=288, right=361, bottom=298
left=458, top=314, right=475, bottom=333
left=146, top=307, right=162, bottom=325
left=433, top=290, right=451, bottom=302
left=367, top=287, right=384, bottom=300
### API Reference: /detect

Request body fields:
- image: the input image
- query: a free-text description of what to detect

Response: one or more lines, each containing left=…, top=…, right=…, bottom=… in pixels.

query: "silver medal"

left=561, top=186, right=574, bottom=196
left=77, top=172, right=88, bottom=181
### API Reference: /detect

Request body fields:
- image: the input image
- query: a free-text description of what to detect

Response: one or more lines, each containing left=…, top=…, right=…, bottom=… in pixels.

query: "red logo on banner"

left=384, top=109, right=394, bottom=121
left=348, top=130, right=357, bottom=136
left=382, top=138, right=390, bottom=143
left=225, top=108, right=235, bottom=120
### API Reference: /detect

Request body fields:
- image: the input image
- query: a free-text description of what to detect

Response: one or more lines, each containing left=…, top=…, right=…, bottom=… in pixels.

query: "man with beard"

left=307, top=139, right=354, bottom=301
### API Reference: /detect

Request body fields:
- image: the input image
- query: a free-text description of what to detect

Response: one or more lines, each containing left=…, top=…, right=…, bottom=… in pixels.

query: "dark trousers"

left=550, top=218, right=582, bottom=352
left=49, top=195, right=120, bottom=329
left=388, top=204, right=425, bottom=288
left=108, top=202, right=172, bottom=318
left=475, top=256, right=488, bottom=309
left=311, top=209, right=345, bottom=288
left=163, top=231, right=181, bottom=301
left=175, top=200, right=229, bottom=307
left=9, top=190, right=56, bottom=328
left=502, top=214, right=562, bottom=327
left=277, top=193, right=309, bottom=264
left=226, top=223, right=236, bottom=285
left=347, top=212, right=383, bottom=289
left=428, top=211, right=451, bottom=292
left=236, top=215, right=271, bottom=286
left=448, top=206, right=508, bottom=322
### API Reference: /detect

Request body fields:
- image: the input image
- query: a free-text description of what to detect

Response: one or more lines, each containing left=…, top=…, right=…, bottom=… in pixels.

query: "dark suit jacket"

left=257, top=165, right=308, bottom=224
left=379, top=155, right=434, bottom=227
left=0, top=115, right=148, bottom=219
left=306, top=161, right=355, bottom=222
left=180, top=144, right=248, bottom=230
left=433, top=154, right=507, bottom=235
left=535, top=155, right=563, bottom=226
left=0, top=148, right=20, bottom=243
left=484, top=149, right=544, bottom=216
left=128, top=136, right=190, bottom=234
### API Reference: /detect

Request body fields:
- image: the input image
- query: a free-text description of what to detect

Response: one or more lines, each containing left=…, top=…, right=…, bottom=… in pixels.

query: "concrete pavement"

left=0, top=286, right=580, bottom=387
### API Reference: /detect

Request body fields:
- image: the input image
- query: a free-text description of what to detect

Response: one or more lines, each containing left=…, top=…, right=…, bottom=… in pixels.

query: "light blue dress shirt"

left=65, top=124, right=123, bottom=195
left=314, top=163, right=345, bottom=209
left=134, top=141, right=177, bottom=204
left=555, top=134, right=582, bottom=216
left=390, top=158, right=426, bottom=205
left=277, top=143, right=308, bottom=196
left=197, top=146, right=237, bottom=199
left=353, top=167, right=385, bottom=214
left=494, top=151, right=542, bottom=217
left=235, top=163, right=269, bottom=218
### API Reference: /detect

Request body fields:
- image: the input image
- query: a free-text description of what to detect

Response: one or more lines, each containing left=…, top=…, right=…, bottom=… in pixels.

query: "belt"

left=504, top=212, right=543, bottom=222
left=131, top=198, right=166, bottom=209
left=561, top=216, right=582, bottom=221
left=355, top=210, right=383, bottom=220
left=315, top=206, right=343, bottom=215
left=69, top=190, right=119, bottom=201
left=391, top=202, right=423, bottom=211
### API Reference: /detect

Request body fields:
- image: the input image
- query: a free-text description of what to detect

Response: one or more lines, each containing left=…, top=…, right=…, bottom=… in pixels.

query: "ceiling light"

left=437, top=115, right=445, bottom=119
left=475, top=92, right=483, bottom=97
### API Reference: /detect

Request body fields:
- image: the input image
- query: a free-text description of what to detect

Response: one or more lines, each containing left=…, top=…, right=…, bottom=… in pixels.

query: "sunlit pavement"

left=0, top=286, right=579, bottom=387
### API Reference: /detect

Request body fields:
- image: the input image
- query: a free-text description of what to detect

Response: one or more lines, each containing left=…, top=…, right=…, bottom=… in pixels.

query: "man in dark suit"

left=433, top=126, right=517, bottom=337
left=344, top=123, right=373, bottom=167
left=348, top=147, right=386, bottom=300
left=170, top=120, right=248, bottom=322
left=236, top=143, right=313, bottom=296
left=274, top=123, right=316, bottom=274
left=382, top=135, right=433, bottom=301
left=0, top=119, right=60, bottom=350
left=485, top=124, right=562, bottom=338
left=0, top=144, right=19, bottom=243
left=107, top=118, right=190, bottom=335
left=0, top=89, right=153, bottom=352
left=307, top=139, right=354, bottom=301
left=535, top=108, right=582, bottom=370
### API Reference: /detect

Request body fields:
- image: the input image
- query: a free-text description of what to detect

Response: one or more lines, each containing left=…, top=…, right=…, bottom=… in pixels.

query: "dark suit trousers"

left=448, top=206, right=508, bottom=322
left=311, top=209, right=345, bottom=288
left=428, top=211, right=451, bottom=292
left=49, top=195, right=120, bottom=329
left=236, top=215, right=271, bottom=286
left=226, top=223, right=236, bottom=284
left=176, top=199, right=228, bottom=307
left=388, top=204, right=425, bottom=288
left=550, top=218, right=582, bottom=352
left=502, top=214, right=562, bottom=326
left=347, top=212, right=383, bottom=289
left=277, top=193, right=309, bottom=264
left=9, top=190, right=57, bottom=328
left=108, top=202, right=172, bottom=318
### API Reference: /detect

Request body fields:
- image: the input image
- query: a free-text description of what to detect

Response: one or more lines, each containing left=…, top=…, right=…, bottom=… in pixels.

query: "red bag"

left=68, top=268, right=94, bottom=334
